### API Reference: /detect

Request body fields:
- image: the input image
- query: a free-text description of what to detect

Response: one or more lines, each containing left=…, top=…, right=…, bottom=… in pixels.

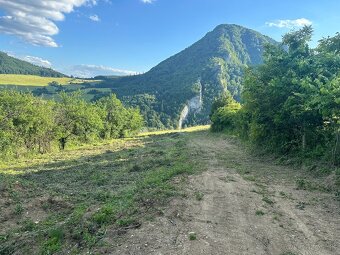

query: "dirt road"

left=110, top=131, right=340, bottom=255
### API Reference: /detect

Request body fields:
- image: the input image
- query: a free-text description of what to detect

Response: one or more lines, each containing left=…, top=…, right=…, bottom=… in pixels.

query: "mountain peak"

left=93, top=24, right=277, bottom=128
left=213, top=23, right=246, bottom=31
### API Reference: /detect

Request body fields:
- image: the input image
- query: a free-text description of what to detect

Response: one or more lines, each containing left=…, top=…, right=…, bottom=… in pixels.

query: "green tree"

left=97, top=94, right=144, bottom=138
left=96, top=94, right=127, bottom=139
left=210, top=91, right=241, bottom=132
left=0, top=90, right=55, bottom=156
left=55, top=92, right=103, bottom=150
left=237, top=26, right=339, bottom=163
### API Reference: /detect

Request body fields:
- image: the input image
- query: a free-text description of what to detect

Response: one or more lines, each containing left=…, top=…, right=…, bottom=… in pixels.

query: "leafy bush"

left=0, top=91, right=144, bottom=158
left=210, top=26, right=340, bottom=165
left=210, top=91, right=241, bottom=132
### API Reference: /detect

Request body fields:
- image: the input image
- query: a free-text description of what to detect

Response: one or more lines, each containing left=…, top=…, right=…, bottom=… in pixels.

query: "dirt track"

left=109, top=131, right=340, bottom=255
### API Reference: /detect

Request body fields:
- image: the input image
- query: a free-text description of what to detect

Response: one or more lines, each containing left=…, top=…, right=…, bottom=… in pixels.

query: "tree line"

left=0, top=91, right=143, bottom=158
left=210, top=26, right=340, bottom=165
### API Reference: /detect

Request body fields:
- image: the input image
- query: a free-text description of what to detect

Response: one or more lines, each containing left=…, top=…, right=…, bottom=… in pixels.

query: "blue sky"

left=0, top=0, right=339, bottom=77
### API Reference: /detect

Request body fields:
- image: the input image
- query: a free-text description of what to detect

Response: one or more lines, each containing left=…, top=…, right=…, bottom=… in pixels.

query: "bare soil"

left=107, top=131, right=340, bottom=255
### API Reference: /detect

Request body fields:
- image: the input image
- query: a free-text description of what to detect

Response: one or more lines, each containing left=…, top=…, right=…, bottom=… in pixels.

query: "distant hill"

left=95, top=24, right=277, bottom=129
left=0, top=51, right=65, bottom=77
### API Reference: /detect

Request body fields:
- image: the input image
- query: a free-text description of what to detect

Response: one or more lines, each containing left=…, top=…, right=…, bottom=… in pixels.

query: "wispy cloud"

left=89, top=14, right=100, bottom=22
left=141, top=0, right=156, bottom=4
left=265, top=18, right=312, bottom=29
left=22, top=56, right=52, bottom=68
left=0, top=0, right=102, bottom=47
left=65, top=64, right=138, bottom=78
left=6, top=52, right=52, bottom=68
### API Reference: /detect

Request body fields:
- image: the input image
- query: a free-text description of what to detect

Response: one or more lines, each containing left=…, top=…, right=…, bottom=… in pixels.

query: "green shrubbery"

left=0, top=91, right=143, bottom=158
left=211, top=26, right=340, bottom=165
left=210, top=91, right=241, bottom=132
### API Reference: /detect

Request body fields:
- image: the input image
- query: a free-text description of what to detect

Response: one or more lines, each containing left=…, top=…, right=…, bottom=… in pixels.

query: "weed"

left=262, top=196, right=274, bottom=205
left=194, top=191, right=204, bottom=201
left=279, top=191, right=286, bottom=197
left=295, top=201, right=307, bottom=210
left=92, top=205, right=115, bottom=225
left=94, top=191, right=112, bottom=202
left=188, top=232, right=197, bottom=240
left=116, top=218, right=139, bottom=227
left=243, top=175, right=256, bottom=181
left=335, top=191, right=340, bottom=201
left=42, top=228, right=64, bottom=254
left=255, top=210, right=265, bottom=216
left=21, top=219, right=36, bottom=232
left=296, top=179, right=307, bottom=190
left=14, top=204, right=24, bottom=215
left=296, top=179, right=316, bottom=191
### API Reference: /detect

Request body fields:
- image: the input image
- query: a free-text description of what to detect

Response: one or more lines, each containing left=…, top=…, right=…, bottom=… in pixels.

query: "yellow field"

left=0, top=74, right=97, bottom=86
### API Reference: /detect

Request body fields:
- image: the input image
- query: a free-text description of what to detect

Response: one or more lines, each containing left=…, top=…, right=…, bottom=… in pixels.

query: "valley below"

left=1, top=127, right=338, bottom=255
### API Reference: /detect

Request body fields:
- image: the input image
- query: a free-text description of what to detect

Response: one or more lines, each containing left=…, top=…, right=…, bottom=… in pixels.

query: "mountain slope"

left=95, top=24, right=277, bottom=128
left=0, top=51, right=65, bottom=77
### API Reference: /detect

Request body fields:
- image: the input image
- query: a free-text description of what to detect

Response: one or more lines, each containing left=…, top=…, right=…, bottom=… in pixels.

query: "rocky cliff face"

left=178, top=81, right=203, bottom=129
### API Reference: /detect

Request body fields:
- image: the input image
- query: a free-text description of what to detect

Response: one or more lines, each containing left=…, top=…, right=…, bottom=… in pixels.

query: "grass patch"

left=296, top=179, right=314, bottom=190
left=295, top=201, right=307, bottom=210
left=255, top=210, right=265, bottom=216
left=262, top=196, right=275, bottom=205
left=194, top=191, right=204, bottom=201
left=243, top=175, right=256, bottom=182
left=0, top=128, right=202, bottom=254
left=13, top=203, right=24, bottom=215
left=295, top=178, right=329, bottom=192
left=42, top=228, right=64, bottom=254
left=188, top=232, right=197, bottom=240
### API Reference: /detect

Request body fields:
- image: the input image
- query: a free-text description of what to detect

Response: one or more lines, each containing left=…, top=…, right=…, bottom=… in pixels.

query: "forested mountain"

left=0, top=51, right=65, bottom=77
left=96, top=24, right=277, bottom=128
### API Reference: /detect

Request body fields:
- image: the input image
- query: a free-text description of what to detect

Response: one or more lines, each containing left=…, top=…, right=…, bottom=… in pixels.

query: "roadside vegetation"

left=210, top=26, right=340, bottom=167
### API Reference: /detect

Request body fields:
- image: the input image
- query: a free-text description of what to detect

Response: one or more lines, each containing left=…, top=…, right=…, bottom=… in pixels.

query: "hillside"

left=0, top=51, right=65, bottom=77
left=95, top=24, right=277, bottom=128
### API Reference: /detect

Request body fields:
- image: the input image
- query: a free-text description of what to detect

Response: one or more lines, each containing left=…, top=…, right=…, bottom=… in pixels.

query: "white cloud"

left=22, top=56, right=52, bottom=68
left=89, top=14, right=100, bottom=22
left=0, top=0, right=99, bottom=47
left=141, top=0, right=156, bottom=4
left=6, top=52, right=52, bottom=68
left=265, top=18, right=312, bottom=29
left=66, top=64, right=138, bottom=78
